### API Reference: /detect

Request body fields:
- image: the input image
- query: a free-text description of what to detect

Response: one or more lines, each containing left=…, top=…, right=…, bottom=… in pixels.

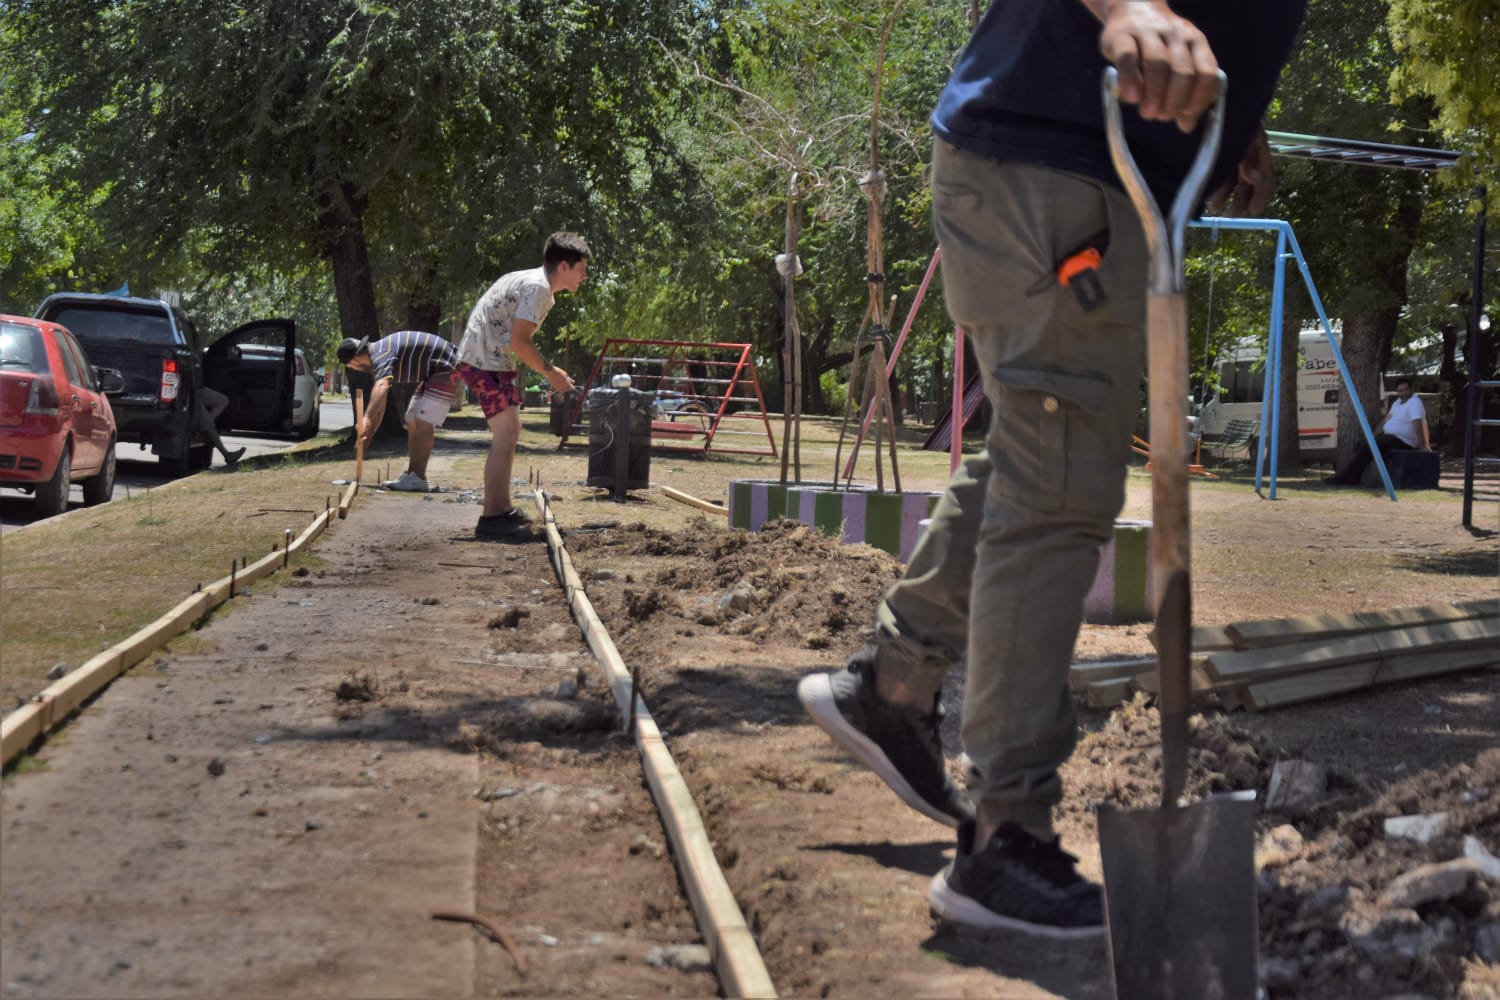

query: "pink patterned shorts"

left=456, top=363, right=522, bottom=419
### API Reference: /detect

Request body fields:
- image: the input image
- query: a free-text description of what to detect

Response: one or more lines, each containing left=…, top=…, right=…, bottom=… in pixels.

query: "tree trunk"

left=1334, top=310, right=1393, bottom=467
left=321, top=190, right=379, bottom=347
left=1334, top=183, right=1422, bottom=469
left=393, top=257, right=443, bottom=335
left=319, top=184, right=390, bottom=435
left=802, top=313, right=844, bottom=416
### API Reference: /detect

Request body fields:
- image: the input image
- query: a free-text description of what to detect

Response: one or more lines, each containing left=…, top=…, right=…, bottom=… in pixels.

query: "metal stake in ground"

left=1094, top=67, right=1259, bottom=1000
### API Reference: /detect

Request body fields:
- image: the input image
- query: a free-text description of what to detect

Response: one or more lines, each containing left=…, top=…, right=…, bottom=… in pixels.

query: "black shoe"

left=797, top=650, right=973, bottom=828
left=223, top=447, right=246, bottom=466
left=474, top=508, right=533, bottom=540
left=929, top=820, right=1104, bottom=939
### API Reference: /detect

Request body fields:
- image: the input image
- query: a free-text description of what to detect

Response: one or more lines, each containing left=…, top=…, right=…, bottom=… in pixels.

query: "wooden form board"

left=1204, top=611, right=1499, bottom=712
left=1068, top=658, right=1155, bottom=693
left=1189, top=624, right=1236, bottom=652
left=658, top=484, right=728, bottom=517
left=1204, top=617, right=1499, bottom=684
left=2, top=505, right=339, bottom=765
left=1132, top=657, right=1219, bottom=697
left=1223, top=600, right=1496, bottom=650
left=1086, top=677, right=1136, bottom=709
left=1238, top=647, right=1499, bottom=710
left=535, top=491, right=777, bottom=999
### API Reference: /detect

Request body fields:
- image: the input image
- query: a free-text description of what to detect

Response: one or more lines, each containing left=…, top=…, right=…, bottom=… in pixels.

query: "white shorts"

left=405, top=371, right=457, bottom=427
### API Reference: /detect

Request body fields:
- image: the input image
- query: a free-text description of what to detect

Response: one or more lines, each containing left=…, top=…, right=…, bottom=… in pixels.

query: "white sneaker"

left=383, top=471, right=430, bottom=492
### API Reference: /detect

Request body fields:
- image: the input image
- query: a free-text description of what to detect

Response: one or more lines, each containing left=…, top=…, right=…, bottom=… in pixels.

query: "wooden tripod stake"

left=353, top=388, right=365, bottom=493
left=833, top=8, right=904, bottom=494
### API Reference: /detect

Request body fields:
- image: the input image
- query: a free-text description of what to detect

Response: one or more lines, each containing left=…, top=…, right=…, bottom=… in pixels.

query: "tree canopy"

left=2, top=0, right=1495, bottom=433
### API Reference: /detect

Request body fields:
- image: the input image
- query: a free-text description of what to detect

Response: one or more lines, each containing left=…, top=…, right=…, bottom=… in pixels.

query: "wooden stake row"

left=533, top=490, right=777, bottom=999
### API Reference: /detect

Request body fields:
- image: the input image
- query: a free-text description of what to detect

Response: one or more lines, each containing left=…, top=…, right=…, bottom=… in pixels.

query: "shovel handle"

left=1102, top=68, right=1225, bottom=807
left=1148, top=291, right=1194, bottom=805
left=1101, top=67, right=1227, bottom=295
left=353, top=388, right=365, bottom=490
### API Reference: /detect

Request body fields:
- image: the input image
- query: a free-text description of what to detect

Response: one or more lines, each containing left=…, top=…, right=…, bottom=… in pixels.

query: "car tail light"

left=25, top=375, right=61, bottom=416
left=161, top=358, right=180, bottom=401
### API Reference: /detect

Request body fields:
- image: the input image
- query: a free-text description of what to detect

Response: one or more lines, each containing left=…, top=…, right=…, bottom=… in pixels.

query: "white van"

left=1197, top=325, right=1341, bottom=461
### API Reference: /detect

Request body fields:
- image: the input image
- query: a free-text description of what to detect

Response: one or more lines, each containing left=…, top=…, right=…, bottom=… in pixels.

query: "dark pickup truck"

left=34, top=293, right=298, bottom=477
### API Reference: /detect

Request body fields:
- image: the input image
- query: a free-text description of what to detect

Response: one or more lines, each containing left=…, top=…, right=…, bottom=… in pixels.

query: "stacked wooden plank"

left=1069, top=599, right=1499, bottom=712
left=1068, top=657, right=1158, bottom=708
left=1204, top=599, right=1498, bottom=710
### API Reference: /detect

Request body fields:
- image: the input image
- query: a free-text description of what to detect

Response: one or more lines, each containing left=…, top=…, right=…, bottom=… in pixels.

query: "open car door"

left=204, top=319, right=297, bottom=435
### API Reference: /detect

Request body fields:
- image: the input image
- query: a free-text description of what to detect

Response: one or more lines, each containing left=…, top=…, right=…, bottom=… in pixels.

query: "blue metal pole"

left=1280, top=224, right=1397, bottom=501
left=1261, top=227, right=1289, bottom=499
left=1189, top=217, right=1398, bottom=501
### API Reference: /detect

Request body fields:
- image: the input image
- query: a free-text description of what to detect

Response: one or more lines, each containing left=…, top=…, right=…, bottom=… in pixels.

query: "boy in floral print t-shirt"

left=456, top=231, right=590, bottom=540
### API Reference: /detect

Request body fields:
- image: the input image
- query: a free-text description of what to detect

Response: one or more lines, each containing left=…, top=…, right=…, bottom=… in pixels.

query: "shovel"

left=1094, top=67, right=1259, bottom=1000
left=353, top=387, right=365, bottom=491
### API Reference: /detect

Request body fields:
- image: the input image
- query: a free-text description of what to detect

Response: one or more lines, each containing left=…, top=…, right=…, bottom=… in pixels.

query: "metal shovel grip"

left=1101, top=68, right=1227, bottom=296
left=1102, top=68, right=1225, bottom=806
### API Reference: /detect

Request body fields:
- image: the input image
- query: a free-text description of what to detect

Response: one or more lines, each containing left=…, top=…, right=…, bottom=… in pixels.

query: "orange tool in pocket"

left=1057, top=242, right=1107, bottom=312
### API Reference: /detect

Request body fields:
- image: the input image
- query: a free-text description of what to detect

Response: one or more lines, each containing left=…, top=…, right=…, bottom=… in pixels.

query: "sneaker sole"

left=928, top=870, right=1105, bottom=941
left=797, top=673, right=961, bottom=829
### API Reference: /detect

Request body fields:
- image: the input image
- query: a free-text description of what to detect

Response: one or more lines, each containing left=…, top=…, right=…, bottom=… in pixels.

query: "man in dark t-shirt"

left=338, top=331, right=459, bottom=492
left=800, top=0, right=1307, bottom=937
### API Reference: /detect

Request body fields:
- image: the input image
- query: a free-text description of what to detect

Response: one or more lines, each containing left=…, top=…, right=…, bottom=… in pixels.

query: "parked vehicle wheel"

left=296, top=400, right=320, bottom=440
left=35, top=449, right=71, bottom=518
left=81, top=441, right=116, bottom=507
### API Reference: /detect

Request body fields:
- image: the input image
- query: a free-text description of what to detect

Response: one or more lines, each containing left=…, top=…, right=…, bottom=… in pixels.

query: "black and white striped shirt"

left=369, top=331, right=458, bottom=383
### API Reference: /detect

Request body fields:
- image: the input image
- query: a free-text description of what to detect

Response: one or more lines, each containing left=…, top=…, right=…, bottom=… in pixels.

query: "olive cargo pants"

left=872, top=141, right=1148, bottom=832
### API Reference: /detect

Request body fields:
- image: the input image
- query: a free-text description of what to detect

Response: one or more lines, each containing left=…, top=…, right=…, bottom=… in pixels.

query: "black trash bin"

left=585, top=387, right=654, bottom=492
left=549, top=391, right=581, bottom=436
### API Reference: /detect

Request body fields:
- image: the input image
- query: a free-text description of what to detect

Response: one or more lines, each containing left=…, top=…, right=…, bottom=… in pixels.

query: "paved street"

left=1, top=398, right=353, bottom=535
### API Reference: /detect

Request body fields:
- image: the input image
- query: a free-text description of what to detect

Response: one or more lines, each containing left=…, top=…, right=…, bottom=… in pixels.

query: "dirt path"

left=1, top=488, right=713, bottom=998
left=3, top=437, right=1498, bottom=998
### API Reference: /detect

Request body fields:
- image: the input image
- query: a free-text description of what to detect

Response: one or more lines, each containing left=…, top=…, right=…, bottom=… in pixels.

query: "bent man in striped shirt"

left=337, top=330, right=459, bottom=492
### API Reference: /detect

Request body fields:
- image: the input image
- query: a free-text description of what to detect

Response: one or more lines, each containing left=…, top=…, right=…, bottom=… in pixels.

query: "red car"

left=0, top=314, right=123, bottom=517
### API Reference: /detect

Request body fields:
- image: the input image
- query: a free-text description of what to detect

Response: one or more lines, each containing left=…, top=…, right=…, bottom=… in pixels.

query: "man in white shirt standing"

left=1328, top=376, right=1431, bottom=484
left=456, top=232, right=590, bottom=539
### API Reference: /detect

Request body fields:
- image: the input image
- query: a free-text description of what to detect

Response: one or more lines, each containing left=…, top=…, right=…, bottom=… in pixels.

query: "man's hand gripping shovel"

left=1095, top=68, right=1259, bottom=1000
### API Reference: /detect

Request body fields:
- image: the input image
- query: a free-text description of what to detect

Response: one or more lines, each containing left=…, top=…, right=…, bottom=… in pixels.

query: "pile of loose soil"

left=565, top=517, right=903, bottom=650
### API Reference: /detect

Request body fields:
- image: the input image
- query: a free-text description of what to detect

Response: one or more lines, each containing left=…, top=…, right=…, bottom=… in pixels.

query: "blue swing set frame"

left=1190, top=216, right=1399, bottom=501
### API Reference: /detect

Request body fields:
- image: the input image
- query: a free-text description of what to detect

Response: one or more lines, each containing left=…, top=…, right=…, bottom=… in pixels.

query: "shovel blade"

left=1097, top=793, right=1258, bottom=1000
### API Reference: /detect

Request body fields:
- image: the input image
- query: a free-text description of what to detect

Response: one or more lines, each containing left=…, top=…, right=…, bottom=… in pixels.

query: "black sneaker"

left=474, top=508, right=533, bottom=540
left=929, top=820, right=1104, bottom=939
left=797, top=651, right=973, bottom=828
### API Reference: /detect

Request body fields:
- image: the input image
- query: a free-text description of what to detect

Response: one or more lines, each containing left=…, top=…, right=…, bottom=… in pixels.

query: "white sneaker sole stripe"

left=928, top=871, right=1105, bottom=940
left=797, top=673, right=959, bottom=829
